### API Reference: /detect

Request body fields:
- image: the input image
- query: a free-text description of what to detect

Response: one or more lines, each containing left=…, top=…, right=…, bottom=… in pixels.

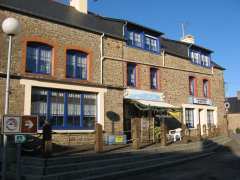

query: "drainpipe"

left=123, top=21, right=128, bottom=38
left=122, top=21, right=128, bottom=86
left=100, top=33, right=105, bottom=84
left=187, top=43, right=193, bottom=57
left=162, top=48, right=165, bottom=67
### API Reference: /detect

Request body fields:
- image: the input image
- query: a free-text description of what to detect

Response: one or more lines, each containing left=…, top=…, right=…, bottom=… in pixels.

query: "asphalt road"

left=121, top=136, right=240, bottom=180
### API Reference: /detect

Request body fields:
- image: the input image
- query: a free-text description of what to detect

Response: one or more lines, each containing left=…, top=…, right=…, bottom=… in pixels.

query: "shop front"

left=123, top=89, right=182, bottom=143
left=183, top=96, right=218, bottom=136
left=20, top=79, right=107, bottom=145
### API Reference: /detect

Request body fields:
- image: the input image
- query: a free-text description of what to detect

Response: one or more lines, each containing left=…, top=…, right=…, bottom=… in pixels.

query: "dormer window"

left=145, top=35, right=158, bottom=52
left=190, top=50, right=211, bottom=68
left=127, top=31, right=142, bottom=48
left=126, top=28, right=160, bottom=53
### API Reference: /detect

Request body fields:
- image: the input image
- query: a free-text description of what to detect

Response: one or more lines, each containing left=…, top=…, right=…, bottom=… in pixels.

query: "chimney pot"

left=70, top=0, right=88, bottom=14
left=181, top=34, right=195, bottom=44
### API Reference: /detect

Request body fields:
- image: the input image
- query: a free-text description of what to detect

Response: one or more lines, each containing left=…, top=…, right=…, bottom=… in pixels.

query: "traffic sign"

left=224, top=102, right=230, bottom=112
left=3, top=116, right=21, bottom=134
left=21, top=116, right=38, bottom=134
left=2, top=115, right=38, bottom=134
left=15, top=135, right=26, bottom=144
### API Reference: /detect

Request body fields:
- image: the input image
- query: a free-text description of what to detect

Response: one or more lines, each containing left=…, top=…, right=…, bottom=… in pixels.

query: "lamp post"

left=1, top=17, right=20, bottom=180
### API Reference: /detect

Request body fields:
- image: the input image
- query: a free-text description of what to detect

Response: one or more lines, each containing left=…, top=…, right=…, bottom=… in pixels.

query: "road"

left=121, top=136, right=240, bottom=180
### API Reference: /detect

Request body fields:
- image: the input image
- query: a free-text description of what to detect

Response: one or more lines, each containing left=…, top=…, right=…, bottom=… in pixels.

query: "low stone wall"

left=228, top=113, right=240, bottom=133
left=52, top=133, right=95, bottom=145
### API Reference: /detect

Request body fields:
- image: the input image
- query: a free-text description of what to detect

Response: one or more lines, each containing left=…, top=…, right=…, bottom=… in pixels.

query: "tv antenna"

left=180, top=22, right=189, bottom=39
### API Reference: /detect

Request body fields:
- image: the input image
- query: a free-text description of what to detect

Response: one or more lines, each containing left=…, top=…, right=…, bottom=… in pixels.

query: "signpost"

left=2, top=115, right=38, bottom=180
left=224, top=102, right=230, bottom=137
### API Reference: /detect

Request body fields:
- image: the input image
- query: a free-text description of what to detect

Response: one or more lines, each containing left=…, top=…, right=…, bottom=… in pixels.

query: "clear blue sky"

left=59, top=0, right=239, bottom=97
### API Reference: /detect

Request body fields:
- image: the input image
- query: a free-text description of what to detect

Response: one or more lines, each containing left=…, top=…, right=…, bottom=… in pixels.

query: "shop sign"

left=188, top=97, right=212, bottom=106
left=115, top=136, right=124, bottom=143
left=124, top=89, right=165, bottom=102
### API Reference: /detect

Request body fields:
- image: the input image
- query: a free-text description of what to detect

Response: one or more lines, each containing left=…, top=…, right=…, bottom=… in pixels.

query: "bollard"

left=132, top=118, right=141, bottom=149
left=95, top=123, right=103, bottom=153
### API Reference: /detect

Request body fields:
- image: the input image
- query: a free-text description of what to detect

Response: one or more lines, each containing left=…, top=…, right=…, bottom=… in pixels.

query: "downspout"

left=187, top=43, right=193, bottom=58
left=123, top=21, right=128, bottom=39
left=162, top=48, right=165, bottom=67
left=100, top=33, right=105, bottom=84
left=122, top=21, right=128, bottom=87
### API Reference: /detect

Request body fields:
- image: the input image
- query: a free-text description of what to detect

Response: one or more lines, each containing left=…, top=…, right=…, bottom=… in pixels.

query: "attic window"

left=190, top=50, right=211, bottom=68
left=125, top=28, right=160, bottom=54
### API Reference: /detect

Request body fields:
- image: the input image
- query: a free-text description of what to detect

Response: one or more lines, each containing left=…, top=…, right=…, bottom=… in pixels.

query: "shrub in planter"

left=236, top=128, right=240, bottom=134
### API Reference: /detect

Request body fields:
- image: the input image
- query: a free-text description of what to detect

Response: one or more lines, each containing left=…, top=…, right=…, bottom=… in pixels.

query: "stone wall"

left=228, top=113, right=240, bottom=133
left=0, top=8, right=226, bottom=146
left=0, top=10, right=101, bottom=84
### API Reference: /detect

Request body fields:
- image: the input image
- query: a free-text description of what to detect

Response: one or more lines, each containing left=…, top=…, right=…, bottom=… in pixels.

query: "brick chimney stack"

left=70, top=0, right=88, bottom=14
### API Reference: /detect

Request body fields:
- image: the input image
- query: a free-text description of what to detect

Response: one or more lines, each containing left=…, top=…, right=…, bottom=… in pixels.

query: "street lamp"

left=1, top=17, right=20, bottom=180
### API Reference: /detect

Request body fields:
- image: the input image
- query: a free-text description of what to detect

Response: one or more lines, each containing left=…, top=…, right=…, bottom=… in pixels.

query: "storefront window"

left=31, top=87, right=97, bottom=130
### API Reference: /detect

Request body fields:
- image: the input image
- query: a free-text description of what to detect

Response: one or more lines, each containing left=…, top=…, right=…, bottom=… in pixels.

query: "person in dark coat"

left=42, top=120, right=52, bottom=157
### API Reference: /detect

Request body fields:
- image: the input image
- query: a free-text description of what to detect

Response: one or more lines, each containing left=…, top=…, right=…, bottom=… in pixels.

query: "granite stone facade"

left=0, top=7, right=226, bottom=145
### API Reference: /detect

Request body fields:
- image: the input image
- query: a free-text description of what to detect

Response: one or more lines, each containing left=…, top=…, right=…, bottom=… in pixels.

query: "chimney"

left=70, top=0, right=88, bottom=14
left=181, top=34, right=195, bottom=44
left=237, top=91, right=240, bottom=100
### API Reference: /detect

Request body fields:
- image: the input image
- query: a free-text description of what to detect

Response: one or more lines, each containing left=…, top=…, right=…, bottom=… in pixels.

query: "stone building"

left=226, top=91, right=240, bottom=133
left=0, top=0, right=226, bottom=145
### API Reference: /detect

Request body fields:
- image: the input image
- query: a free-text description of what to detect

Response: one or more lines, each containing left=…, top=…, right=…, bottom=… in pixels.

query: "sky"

left=59, top=0, right=239, bottom=97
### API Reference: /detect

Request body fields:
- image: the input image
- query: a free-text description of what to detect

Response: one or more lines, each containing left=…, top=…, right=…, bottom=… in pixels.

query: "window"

left=150, top=68, right=158, bottom=89
left=127, top=63, right=136, bottom=87
left=189, top=77, right=196, bottom=96
left=190, top=50, right=211, bottom=68
left=126, top=28, right=160, bottom=53
left=203, top=80, right=209, bottom=97
left=31, top=89, right=48, bottom=127
left=67, top=50, right=87, bottom=80
left=127, top=31, right=142, bottom=48
left=83, top=94, right=97, bottom=129
left=50, top=91, right=64, bottom=127
left=185, top=108, right=194, bottom=128
left=145, top=36, right=158, bottom=52
left=26, top=42, right=52, bottom=74
left=31, top=87, right=97, bottom=130
left=207, top=110, right=214, bottom=126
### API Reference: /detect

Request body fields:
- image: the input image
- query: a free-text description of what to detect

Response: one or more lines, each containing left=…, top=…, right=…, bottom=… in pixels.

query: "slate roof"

left=226, top=97, right=240, bottom=114
left=0, top=0, right=224, bottom=70
left=0, top=0, right=124, bottom=39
